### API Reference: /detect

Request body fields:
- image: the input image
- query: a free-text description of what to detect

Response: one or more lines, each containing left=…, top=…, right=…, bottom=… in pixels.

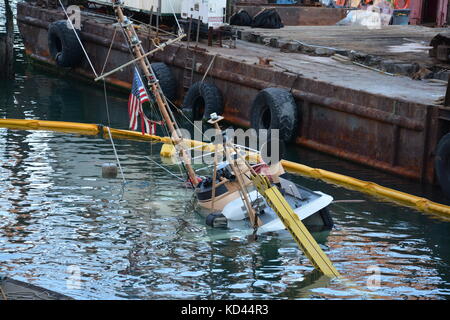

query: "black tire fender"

left=250, top=88, right=299, bottom=142
left=183, top=82, right=224, bottom=121
left=435, top=133, right=450, bottom=197
left=205, top=212, right=228, bottom=228
left=48, top=20, right=83, bottom=68
left=151, top=62, right=177, bottom=102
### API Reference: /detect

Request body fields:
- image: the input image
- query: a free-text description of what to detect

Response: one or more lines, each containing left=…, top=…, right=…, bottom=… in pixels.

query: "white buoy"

left=102, top=163, right=118, bottom=179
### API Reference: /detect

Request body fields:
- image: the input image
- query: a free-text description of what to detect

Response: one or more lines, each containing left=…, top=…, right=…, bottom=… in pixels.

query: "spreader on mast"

left=105, top=0, right=340, bottom=278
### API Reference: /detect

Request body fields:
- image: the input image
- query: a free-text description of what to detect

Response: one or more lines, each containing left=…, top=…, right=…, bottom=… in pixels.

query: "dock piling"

left=0, top=0, right=14, bottom=80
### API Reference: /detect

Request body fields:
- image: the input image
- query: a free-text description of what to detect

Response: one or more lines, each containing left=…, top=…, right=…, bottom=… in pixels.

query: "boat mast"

left=111, top=0, right=199, bottom=186
left=208, top=115, right=262, bottom=227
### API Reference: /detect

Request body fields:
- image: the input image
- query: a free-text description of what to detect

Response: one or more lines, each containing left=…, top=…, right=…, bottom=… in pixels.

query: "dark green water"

left=1, top=2, right=450, bottom=300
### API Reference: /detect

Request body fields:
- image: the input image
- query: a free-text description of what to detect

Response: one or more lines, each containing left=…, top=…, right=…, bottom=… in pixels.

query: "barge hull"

left=16, top=2, right=449, bottom=185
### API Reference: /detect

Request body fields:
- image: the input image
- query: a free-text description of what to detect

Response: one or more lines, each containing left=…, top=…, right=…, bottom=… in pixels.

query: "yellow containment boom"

left=0, top=118, right=172, bottom=143
left=281, top=160, right=450, bottom=220
left=2, top=118, right=450, bottom=220
left=252, top=174, right=340, bottom=278
left=0, top=119, right=100, bottom=135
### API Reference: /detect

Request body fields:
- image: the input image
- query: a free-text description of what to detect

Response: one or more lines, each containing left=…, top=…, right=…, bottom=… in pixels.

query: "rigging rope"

left=57, top=0, right=99, bottom=78
left=168, top=0, right=183, bottom=35
left=58, top=0, right=126, bottom=184
left=106, top=126, right=127, bottom=184
left=115, top=21, right=189, bottom=186
left=101, top=26, right=118, bottom=75
left=201, top=54, right=218, bottom=83
left=144, top=156, right=184, bottom=182
left=58, top=0, right=192, bottom=190
left=100, top=24, right=126, bottom=184
left=0, top=285, right=7, bottom=300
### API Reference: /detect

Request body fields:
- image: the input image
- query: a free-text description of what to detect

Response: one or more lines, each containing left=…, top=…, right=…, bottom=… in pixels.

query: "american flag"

left=128, top=68, right=159, bottom=135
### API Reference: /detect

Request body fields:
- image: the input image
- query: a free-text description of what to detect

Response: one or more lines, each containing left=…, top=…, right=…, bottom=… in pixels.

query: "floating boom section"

left=251, top=174, right=341, bottom=278
left=2, top=119, right=450, bottom=219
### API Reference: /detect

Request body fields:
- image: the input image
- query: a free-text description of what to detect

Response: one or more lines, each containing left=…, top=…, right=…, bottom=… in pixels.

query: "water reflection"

left=1, top=5, right=450, bottom=299
left=1, top=88, right=449, bottom=301
left=1, top=130, right=33, bottom=244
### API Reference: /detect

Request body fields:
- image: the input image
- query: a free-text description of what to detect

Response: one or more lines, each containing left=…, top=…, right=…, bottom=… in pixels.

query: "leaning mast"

left=100, top=1, right=341, bottom=278
left=111, top=0, right=199, bottom=186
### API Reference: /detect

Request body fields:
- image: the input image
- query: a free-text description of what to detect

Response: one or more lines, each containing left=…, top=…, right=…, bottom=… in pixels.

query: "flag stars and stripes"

left=128, top=68, right=161, bottom=135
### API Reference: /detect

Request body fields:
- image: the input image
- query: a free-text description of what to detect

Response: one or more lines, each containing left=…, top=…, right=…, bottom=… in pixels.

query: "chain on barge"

left=14, top=0, right=450, bottom=198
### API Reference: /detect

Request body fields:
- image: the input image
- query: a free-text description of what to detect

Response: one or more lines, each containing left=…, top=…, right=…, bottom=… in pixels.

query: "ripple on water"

left=2, top=47, right=450, bottom=299
left=0, top=129, right=448, bottom=299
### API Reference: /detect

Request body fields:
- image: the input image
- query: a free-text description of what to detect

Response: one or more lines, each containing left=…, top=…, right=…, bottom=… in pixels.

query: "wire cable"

left=57, top=0, right=99, bottom=78
left=115, top=21, right=190, bottom=186
left=144, top=156, right=184, bottom=182
left=168, top=0, right=182, bottom=35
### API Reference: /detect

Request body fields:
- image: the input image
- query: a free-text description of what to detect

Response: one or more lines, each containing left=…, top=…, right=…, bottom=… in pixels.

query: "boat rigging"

left=55, top=0, right=341, bottom=277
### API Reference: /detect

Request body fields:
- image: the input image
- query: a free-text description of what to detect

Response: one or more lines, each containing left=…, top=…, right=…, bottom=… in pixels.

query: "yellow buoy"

left=160, top=143, right=177, bottom=158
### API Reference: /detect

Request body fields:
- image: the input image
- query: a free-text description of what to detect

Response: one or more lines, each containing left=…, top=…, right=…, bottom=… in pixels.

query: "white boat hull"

left=219, top=186, right=333, bottom=234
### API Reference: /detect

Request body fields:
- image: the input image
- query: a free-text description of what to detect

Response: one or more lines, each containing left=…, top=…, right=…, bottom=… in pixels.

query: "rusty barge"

left=15, top=1, right=450, bottom=196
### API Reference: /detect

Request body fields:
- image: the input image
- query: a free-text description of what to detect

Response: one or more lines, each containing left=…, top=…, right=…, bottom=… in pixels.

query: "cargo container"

left=181, top=0, right=227, bottom=28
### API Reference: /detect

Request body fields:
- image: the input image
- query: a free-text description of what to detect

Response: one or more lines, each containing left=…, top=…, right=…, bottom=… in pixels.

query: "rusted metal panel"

left=423, top=105, right=439, bottom=184
left=153, top=48, right=438, bottom=183
left=437, top=0, right=449, bottom=27
left=16, top=2, right=442, bottom=184
left=410, top=0, right=449, bottom=27
left=409, top=0, right=424, bottom=25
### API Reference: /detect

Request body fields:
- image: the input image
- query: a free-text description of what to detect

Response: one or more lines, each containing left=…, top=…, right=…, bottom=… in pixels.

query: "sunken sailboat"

left=59, top=0, right=335, bottom=235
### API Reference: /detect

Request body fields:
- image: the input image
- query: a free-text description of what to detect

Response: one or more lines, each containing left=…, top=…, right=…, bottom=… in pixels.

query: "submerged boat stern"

left=202, top=174, right=334, bottom=235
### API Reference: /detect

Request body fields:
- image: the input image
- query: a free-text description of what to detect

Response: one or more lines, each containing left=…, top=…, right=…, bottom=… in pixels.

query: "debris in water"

left=102, top=163, right=118, bottom=179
